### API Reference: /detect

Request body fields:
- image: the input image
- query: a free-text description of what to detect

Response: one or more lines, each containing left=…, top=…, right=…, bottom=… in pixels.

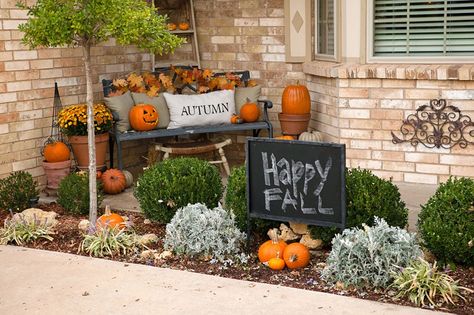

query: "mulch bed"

left=1, top=203, right=473, bottom=314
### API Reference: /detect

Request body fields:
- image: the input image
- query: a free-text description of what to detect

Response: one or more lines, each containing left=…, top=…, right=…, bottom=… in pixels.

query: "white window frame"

left=367, top=0, right=474, bottom=64
left=314, top=0, right=341, bottom=62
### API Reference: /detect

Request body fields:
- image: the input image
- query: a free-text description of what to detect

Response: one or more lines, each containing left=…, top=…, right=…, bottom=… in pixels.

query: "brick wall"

left=0, top=0, right=151, bottom=183
left=304, top=62, right=474, bottom=184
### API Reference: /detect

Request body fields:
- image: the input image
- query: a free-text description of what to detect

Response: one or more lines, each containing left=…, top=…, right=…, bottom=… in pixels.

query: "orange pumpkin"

left=43, top=141, right=70, bottom=162
left=268, top=257, right=285, bottom=270
left=167, top=23, right=177, bottom=31
left=283, top=243, right=310, bottom=269
left=101, top=169, right=126, bottom=195
left=281, top=82, right=311, bottom=115
left=240, top=98, right=259, bottom=123
left=230, top=114, right=242, bottom=124
left=178, top=22, right=190, bottom=30
left=96, top=205, right=125, bottom=230
left=258, top=229, right=287, bottom=263
left=129, top=104, right=159, bottom=131
left=275, top=135, right=295, bottom=140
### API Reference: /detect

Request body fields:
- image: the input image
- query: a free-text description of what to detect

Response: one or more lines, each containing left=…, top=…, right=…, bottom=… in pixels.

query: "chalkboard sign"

left=246, top=137, right=346, bottom=229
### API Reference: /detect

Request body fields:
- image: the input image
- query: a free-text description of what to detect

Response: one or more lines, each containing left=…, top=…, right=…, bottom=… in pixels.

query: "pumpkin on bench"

left=102, top=68, right=273, bottom=170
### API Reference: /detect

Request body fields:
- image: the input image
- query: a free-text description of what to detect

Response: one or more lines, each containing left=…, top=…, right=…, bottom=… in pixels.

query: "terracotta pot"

left=43, top=159, right=71, bottom=190
left=68, top=133, right=109, bottom=170
left=278, top=113, right=311, bottom=136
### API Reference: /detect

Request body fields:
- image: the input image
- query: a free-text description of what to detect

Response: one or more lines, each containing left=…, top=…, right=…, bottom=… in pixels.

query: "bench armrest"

left=258, top=99, right=273, bottom=122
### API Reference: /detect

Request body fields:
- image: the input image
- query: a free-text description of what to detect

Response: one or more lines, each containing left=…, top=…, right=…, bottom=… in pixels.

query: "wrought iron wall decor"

left=391, top=99, right=474, bottom=149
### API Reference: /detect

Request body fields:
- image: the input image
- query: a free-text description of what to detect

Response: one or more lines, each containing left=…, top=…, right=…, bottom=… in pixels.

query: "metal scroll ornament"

left=391, top=99, right=474, bottom=149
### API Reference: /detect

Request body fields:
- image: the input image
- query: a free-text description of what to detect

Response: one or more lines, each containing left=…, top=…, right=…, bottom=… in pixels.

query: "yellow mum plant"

left=58, top=103, right=113, bottom=136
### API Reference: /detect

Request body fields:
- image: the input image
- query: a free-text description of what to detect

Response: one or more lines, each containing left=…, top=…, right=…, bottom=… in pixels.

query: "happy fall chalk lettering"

left=261, top=152, right=334, bottom=215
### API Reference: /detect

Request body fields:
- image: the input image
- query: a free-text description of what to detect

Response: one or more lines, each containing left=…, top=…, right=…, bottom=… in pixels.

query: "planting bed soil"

left=1, top=203, right=473, bottom=315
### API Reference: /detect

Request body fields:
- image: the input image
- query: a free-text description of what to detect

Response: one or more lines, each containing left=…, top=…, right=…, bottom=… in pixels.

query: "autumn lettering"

left=261, top=152, right=334, bottom=215
left=181, top=102, right=229, bottom=116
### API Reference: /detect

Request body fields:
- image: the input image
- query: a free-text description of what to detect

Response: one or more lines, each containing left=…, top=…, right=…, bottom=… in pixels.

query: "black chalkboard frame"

left=245, top=137, right=346, bottom=232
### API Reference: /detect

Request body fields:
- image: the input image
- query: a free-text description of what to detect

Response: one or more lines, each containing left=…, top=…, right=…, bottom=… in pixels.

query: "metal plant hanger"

left=41, top=83, right=65, bottom=153
left=391, top=99, right=474, bottom=149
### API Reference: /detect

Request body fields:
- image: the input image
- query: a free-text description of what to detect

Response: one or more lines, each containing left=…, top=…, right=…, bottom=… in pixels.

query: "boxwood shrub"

left=0, top=171, right=39, bottom=213
left=57, top=172, right=103, bottom=215
left=418, top=177, right=474, bottom=266
left=135, top=157, right=223, bottom=223
left=310, top=168, right=408, bottom=245
left=224, top=165, right=277, bottom=234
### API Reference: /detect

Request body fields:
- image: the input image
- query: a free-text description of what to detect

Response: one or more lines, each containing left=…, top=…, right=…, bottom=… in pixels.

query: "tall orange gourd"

left=281, top=82, right=311, bottom=115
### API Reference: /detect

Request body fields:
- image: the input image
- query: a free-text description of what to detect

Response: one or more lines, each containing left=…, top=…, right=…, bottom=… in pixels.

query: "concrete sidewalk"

left=0, top=246, right=445, bottom=315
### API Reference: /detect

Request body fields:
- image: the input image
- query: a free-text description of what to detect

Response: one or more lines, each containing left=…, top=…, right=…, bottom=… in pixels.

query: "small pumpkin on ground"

left=129, top=104, right=159, bottom=131
left=268, top=257, right=285, bottom=270
left=283, top=243, right=310, bottom=269
left=298, top=130, right=324, bottom=142
left=239, top=98, right=259, bottom=123
left=43, top=141, right=70, bottom=162
left=96, top=205, right=125, bottom=230
left=101, top=168, right=126, bottom=195
left=275, top=135, right=295, bottom=140
left=258, top=229, right=287, bottom=263
left=122, top=170, right=133, bottom=188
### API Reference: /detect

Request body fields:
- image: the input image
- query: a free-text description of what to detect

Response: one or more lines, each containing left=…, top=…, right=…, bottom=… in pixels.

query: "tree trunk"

left=83, top=44, right=98, bottom=226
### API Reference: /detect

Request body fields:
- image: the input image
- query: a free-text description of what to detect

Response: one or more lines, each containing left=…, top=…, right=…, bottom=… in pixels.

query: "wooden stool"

left=154, top=138, right=232, bottom=176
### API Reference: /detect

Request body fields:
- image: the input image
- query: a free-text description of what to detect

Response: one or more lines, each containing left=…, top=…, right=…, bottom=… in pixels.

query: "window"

left=315, top=0, right=339, bottom=61
left=371, top=0, right=474, bottom=58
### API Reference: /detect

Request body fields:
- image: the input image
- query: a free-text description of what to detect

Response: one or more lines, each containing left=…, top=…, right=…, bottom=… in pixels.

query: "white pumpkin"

left=298, top=130, right=324, bottom=142
left=122, top=170, right=134, bottom=188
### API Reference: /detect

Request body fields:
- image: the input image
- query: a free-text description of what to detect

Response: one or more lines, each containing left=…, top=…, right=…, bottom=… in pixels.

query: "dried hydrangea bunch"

left=322, top=217, right=422, bottom=288
left=164, top=203, right=246, bottom=262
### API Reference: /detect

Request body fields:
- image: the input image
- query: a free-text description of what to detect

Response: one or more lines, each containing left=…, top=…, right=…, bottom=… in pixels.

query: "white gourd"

left=298, top=131, right=324, bottom=142
left=122, top=170, right=133, bottom=188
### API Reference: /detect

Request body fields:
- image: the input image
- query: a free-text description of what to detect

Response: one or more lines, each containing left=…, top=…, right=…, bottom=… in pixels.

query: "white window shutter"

left=285, top=0, right=312, bottom=62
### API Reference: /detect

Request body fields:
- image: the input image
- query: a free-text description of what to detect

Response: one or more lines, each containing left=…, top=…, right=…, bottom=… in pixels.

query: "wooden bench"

left=102, top=70, right=273, bottom=170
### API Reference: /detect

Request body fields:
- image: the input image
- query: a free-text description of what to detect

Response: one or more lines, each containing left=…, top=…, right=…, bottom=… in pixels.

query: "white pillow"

left=164, top=90, right=236, bottom=129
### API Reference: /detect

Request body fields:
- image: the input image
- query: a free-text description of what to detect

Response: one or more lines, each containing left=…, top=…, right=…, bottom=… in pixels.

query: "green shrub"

left=418, top=177, right=474, bottom=266
left=224, top=166, right=277, bottom=234
left=0, top=171, right=39, bottom=212
left=134, top=157, right=223, bottom=223
left=390, top=258, right=473, bottom=307
left=57, top=172, right=103, bottom=215
left=310, top=168, right=408, bottom=245
left=322, top=217, right=421, bottom=288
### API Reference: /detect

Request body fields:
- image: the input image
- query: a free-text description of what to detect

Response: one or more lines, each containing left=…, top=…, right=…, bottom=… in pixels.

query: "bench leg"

left=116, top=140, right=123, bottom=170
left=109, top=134, right=115, bottom=168
left=218, top=147, right=230, bottom=176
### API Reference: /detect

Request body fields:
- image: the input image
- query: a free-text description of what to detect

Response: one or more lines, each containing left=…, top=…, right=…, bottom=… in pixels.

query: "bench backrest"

left=102, top=68, right=251, bottom=98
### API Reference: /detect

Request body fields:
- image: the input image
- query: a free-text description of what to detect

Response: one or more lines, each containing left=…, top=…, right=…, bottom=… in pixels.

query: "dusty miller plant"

left=322, top=217, right=422, bottom=288
left=164, top=203, right=246, bottom=262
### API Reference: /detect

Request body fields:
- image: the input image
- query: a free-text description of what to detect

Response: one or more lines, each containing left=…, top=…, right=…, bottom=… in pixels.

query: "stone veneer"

left=305, top=62, right=474, bottom=184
